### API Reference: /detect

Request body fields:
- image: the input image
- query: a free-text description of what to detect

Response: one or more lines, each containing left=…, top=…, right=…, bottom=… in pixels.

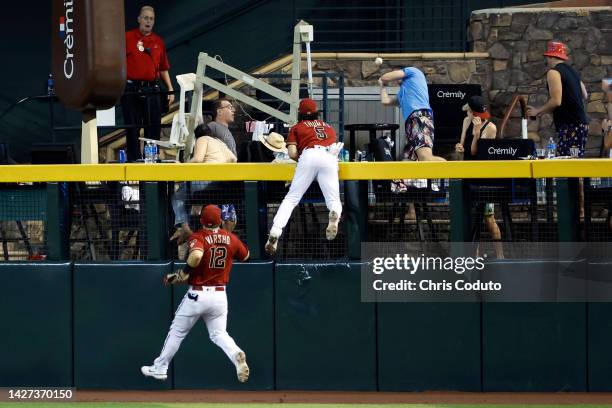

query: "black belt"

left=127, top=80, right=158, bottom=88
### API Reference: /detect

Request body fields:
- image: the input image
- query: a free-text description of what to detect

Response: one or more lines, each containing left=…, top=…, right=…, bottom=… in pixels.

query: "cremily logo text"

left=61, top=0, right=75, bottom=79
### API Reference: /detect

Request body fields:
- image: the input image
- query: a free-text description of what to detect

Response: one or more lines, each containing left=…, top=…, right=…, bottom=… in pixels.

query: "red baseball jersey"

left=187, top=229, right=249, bottom=286
left=125, top=29, right=170, bottom=81
left=287, top=120, right=337, bottom=154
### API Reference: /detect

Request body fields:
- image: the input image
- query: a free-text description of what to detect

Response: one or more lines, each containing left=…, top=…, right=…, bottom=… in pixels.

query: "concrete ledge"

left=473, top=6, right=611, bottom=15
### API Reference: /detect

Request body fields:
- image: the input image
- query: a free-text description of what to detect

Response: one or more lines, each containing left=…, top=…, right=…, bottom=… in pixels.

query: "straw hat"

left=259, top=132, right=288, bottom=153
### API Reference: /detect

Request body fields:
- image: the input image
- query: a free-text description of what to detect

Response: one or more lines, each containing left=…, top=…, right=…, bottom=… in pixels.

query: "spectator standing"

left=123, top=5, right=175, bottom=162
left=527, top=41, right=589, bottom=156
left=379, top=67, right=445, bottom=162
left=527, top=41, right=589, bottom=220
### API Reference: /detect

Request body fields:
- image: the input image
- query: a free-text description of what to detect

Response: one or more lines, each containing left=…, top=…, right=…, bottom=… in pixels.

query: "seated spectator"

left=455, top=96, right=504, bottom=259
left=603, top=78, right=612, bottom=154
left=260, top=132, right=292, bottom=163
left=237, top=132, right=291, bottom=163
left=598, top=79, right=612, bottom=232
left=171, top=123, right=237, bottom=243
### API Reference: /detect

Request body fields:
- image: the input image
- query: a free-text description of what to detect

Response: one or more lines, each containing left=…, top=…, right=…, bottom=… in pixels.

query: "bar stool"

left=344, top=123, right=400, bottom=160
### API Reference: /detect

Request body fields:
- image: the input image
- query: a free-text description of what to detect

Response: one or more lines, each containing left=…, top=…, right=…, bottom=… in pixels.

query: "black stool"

left=344, top=123, right=400, bottom=161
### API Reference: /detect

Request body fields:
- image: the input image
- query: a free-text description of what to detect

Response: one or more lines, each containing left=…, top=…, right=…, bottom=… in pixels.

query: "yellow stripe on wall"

left=0, top=164, right=125, bottom=182
left=339, top=161, right=532, bottom=179
left=1, top=160, right=611, bottom=182
left=532, top=159, right=612, bottom=178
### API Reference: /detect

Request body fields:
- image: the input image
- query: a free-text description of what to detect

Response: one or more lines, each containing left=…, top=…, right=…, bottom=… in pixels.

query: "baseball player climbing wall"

left=141, top=205, right=251, bottom=383
left=265, top=98, right=343, bottom=255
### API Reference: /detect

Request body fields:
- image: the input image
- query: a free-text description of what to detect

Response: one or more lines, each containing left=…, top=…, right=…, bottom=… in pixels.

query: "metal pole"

left=338, top=74, right=345, bottom=143
left=49, top=96, right=56, bottom=143
left=322, top=73, right=328, bottom=123
left=305, top=42, right=313, bottom=98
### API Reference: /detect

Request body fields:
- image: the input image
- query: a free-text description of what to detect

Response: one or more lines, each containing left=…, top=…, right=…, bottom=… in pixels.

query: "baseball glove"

left=327, top=142, right=344, bottom=157
left=163, top=269, right=190, bottom=286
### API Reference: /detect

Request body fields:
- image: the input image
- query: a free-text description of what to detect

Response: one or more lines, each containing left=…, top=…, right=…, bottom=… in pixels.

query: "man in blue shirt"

left=379, top=67, right=445, bottom=161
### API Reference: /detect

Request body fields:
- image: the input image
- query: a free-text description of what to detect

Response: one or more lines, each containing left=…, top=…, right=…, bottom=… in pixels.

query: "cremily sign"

left=59, top=0, right=75, bottom=79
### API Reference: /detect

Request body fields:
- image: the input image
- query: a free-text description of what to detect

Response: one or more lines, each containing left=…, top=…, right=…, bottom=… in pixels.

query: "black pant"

left=121, top=81, right=161, bottom=162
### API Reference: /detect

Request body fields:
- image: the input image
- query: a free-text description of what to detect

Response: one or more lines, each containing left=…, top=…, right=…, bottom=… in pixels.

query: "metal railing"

left=0, top=160, right=609, bottom=261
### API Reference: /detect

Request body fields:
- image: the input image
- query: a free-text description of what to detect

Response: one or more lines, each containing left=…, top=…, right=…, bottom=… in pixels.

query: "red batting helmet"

left=298, top=98, right=318, bottom=115
left=543, top=41, right=568, bottom=61
left=200, top=205, right=222, bottom=228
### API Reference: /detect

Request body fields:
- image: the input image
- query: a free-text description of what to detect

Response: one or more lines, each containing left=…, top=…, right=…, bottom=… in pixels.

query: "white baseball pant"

left=270, top=146, right=342, bottom=237
left=152, top=286, right=243, bottom=373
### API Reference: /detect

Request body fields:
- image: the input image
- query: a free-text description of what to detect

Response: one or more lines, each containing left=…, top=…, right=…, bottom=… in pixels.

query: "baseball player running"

left=265, top=98, right=343, bottom=255
left=141, top=204, right=250, bottom=382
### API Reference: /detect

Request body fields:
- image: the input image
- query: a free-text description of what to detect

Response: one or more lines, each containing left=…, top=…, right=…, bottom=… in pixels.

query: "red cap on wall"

left=543, top=41, right=568, bottom=61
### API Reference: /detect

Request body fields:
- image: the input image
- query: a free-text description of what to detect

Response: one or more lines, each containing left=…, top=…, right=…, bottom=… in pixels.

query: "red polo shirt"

left=125, top=29, right=170, bottom=82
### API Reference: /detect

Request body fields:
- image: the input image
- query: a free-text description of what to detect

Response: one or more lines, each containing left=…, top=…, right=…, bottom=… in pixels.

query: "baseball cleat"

left=265, top=234, right=278, bottom=255
left=234, top=351, right=250, bottom=383
left=141, top=365, right=167, bottom=381
left=326, top=211, right=340, bottom=240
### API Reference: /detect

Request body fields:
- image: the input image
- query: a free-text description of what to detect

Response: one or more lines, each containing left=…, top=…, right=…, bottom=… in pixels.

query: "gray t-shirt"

left=208, top=121, right=237, bottom=156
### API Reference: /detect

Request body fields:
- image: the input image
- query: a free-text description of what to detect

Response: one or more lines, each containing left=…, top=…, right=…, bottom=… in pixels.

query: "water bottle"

left=47, top=74, right=54, bottom=96
left=343, top=149, right=350, bottom=162
left=153, top=143, right=159, bottom=162
left=546, top=137, right=556, bottom=159
left=144, top=141, right=154, bottom=163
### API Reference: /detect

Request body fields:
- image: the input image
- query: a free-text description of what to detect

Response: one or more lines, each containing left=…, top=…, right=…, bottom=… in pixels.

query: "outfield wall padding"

left=0, top=262, right=72, bottom=387
left=73, top=262, right=173, bottom=389
left=587, top=261, right=612, bottom=391
left=482, top=260, right=587, bottom=391
left=172, top=261, right=274, bottom=390
left=377, top=302, right=481, bottom=391
left=274, top=263, right=377, bottom=390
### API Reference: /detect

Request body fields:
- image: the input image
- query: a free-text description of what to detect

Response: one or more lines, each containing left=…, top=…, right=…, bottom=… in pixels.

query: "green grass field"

left=3, top=404, right=612, bottom=408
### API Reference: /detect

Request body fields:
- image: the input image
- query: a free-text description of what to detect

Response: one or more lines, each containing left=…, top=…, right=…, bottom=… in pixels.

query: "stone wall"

left=469, top=7, right=611, bottom=153
left=304, top=7, right=610, bottom=155
left=312, top=57, right=491, bottom=91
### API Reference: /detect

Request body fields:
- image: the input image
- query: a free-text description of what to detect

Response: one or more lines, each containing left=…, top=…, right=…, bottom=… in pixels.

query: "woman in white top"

left=171, top=123, right=237, bottom=243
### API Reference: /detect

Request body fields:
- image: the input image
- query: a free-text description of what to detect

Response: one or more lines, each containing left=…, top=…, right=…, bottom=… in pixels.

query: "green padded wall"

left=275, top=263, right=376, bottom=390
left=377, top=303, right=481, bottom=391
left=0, top=262, right=72, bottom=386
left=73, top=262, right=173, bottom=389
left=172, top=262, right=274, bottom=390
left=482, top=260, right=587, bottom=391
left=587, top=261, right=612, bottom=391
